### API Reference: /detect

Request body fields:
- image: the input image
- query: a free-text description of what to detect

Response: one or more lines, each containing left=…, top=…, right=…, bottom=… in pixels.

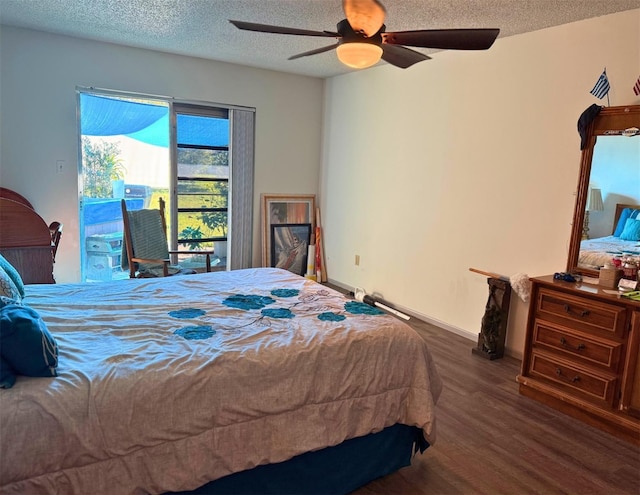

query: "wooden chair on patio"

left=120, top=198, right=214, bottom=278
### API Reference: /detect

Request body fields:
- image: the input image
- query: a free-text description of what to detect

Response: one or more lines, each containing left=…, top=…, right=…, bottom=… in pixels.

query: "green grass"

left=149, top=189, right=226, bottom=242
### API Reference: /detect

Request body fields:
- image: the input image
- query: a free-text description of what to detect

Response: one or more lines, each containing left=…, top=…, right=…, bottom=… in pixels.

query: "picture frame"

left=270, top=223, right=312, bottom=276
left=261, top=194, right=315, bottom=267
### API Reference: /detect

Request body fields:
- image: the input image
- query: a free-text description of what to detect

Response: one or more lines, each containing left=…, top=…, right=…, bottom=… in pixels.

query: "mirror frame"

left=567, top=104, right=640, bottom=277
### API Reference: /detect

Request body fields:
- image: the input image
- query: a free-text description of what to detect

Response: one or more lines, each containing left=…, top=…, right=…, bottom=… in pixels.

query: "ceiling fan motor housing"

left=337, top=18, right=383, bottom=46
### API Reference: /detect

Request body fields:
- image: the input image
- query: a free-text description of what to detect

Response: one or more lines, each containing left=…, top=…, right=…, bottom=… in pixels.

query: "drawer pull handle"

left=563, top=304, right=590, bottom=318
left=559, top=337, right=585, bottom=351
left=555, top=368, right=581, bottom=383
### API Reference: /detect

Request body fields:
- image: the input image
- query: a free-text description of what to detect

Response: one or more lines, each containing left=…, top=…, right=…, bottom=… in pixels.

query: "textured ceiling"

left=1, top=0, right=638, bottom=78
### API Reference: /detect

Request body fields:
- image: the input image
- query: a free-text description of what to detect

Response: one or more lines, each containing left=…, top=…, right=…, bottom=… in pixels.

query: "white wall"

left=320, top=10, right=640, bottom=357
left=1, top=12, right=639, bottom=358
left=0, top=26, right=324, bottom=282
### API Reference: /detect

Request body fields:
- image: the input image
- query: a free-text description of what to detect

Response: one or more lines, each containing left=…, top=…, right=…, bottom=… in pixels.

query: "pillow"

left=614, top=208, right=640, bottom=237
left=0, top=266, right=22, bottom=302
left=0, top=356, right=16, bottom=389
left=0, top=304, right=58, bottom=377
left=0, top=254, right=25, bottom=298
left=0, top=296, right=21, bottom=309
left=619, top=218, right=640, bottom=241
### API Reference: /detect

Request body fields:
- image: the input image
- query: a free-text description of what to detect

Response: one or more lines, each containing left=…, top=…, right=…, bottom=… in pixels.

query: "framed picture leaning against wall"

left=270, top=223, right=311, bottom=276
left=261, top=194, right=315, bottom=267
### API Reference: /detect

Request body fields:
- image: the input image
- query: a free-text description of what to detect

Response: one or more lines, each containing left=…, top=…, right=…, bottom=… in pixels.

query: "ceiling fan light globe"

left=336, top=43, right=382, bottom=69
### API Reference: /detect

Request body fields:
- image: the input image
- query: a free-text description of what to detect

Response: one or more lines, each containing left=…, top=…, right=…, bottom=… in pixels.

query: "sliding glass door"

left=79, top=92, right=170, bottom=282
left=78, top=89, right=254, bottom=282
left=173, top=104, right=229, bottom=270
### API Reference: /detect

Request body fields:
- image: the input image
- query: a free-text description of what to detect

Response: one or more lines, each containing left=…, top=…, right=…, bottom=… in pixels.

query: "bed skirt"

left=168, top=424, right=427, bottom=495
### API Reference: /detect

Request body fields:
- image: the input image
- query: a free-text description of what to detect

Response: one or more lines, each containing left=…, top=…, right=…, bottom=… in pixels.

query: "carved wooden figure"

left=472, top=277, right=511, bottom=360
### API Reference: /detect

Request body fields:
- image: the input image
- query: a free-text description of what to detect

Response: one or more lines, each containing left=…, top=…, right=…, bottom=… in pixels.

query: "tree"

left=179, top=226, right=205, bottom=250
left=178, top=148, right=227, bottom=167
left=199, top=181, right=229, bottom=238
left=82, top=137, right=126, bottom=198
left=177, top=148, right=229, bottom=240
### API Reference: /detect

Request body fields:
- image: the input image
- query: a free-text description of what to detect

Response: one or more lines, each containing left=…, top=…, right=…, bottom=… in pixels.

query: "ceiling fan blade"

left=289, top=43, right=341, bottom=60
left=229, top=20, right=338, bottom=38
left=382, top=28, right=500, bottom=50
left=342, top=0, right=386, bottom=37
left=381, top=44, right=431, bottom=69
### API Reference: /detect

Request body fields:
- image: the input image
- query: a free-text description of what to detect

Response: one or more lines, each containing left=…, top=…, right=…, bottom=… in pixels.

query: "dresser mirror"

left=566, top=104, right=640, bottom=277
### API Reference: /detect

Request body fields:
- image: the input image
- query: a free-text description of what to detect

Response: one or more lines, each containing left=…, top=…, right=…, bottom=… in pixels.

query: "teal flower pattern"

left=223, top=294, right=275, bottom=310
left=261, top=308, right=295, bottom=319
left=345, top=301, right=384, bottom=316
left=271, top=288, right=300, bottom=298
left=174, top=325, right=216, bottom=340
left=169, top=308, right=206, bottom=319
left=318, top=312, right=346, bottom=322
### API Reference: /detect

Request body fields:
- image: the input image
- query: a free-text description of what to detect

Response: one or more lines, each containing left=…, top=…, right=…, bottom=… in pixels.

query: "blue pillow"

left=614, top=208, right=640, bottom=237
left=0, top=356, right=16, bottom=389
left=0, top=254, right=25, bottom=298
left=0, top=266, right=21, bottom=302
left=0, top=304, right=58, bottom=377
left=0, top=296, right=20, bottom=309
left=619, top=218, right=640, bottom=241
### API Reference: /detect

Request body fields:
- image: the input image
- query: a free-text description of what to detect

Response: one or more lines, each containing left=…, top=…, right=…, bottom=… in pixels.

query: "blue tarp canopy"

left=80, top=93, right=229, bottom=148
left=177, top=114, right=229, bottom=148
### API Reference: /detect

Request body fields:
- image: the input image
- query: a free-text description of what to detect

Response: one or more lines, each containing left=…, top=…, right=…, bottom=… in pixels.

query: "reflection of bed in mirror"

left=578, top=203, right=640, bottom=269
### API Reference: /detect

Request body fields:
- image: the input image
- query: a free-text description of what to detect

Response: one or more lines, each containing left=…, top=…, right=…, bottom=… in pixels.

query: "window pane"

left=177, top=240, right=214, bottom=250
left=175, top=251, right=223, bottom=272
left=177, top=180, right=228, bottom=208
left=175, top=243, right=225, bottom=271
left=177, top=114, right=229, bottom=147
left=177, top=149, right=229, bottom=179
left=177, top=210, right=228, bottom=240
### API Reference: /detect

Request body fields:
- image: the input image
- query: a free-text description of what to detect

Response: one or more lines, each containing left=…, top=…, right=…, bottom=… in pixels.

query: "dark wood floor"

left=353, top=316, right=640, bottom=495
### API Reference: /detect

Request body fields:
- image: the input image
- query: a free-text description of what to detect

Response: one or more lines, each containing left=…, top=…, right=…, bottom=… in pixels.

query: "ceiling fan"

left=230, top=0, right=500, bottom=70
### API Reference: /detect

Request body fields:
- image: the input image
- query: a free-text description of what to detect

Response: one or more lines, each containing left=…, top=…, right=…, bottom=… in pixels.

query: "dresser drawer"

left=532, top=322, right=623, bottom=372
left=529, top=351, right=617, bottom=407
left=536, top=288, right=626, bottom=338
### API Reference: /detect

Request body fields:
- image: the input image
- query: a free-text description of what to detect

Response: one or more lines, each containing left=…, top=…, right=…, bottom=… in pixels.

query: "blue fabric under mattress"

left=168, top=424, right=427, bottom=495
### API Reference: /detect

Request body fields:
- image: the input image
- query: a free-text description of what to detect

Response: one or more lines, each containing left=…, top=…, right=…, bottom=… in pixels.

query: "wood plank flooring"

left=353, top=316, right=640, bottom=495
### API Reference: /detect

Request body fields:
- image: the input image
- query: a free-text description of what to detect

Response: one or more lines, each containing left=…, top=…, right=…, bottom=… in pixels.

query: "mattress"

left=0, top=268, right=442, bottom=495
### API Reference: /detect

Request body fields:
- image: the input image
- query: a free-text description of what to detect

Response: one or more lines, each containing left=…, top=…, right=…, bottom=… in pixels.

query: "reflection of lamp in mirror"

left=582, top=187, right=604, bottom=240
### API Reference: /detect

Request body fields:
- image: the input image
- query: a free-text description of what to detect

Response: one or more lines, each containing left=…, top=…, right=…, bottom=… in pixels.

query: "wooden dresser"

left=517, top=275, right=640, bottom=444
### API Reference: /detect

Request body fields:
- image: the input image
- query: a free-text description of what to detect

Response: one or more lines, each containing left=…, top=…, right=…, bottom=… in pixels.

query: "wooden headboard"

left=612, top=203, right=640, bottom=235
left=0, top=186, right=63, bottom=259
left=0, top=190, right=57, bottom=284
left=0, top=187, right=34, bottom=209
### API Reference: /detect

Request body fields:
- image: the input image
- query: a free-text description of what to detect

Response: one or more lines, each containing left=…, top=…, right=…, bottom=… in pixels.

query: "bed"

left=0, top=267, right=442, bottom=495
left=578, top=203, right=640, bottom=269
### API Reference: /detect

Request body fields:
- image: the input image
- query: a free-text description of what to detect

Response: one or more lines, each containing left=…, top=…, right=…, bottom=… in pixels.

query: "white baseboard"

left=326, top=277, right=522, bottom=360
left=327, top=278, right=476, bottom=341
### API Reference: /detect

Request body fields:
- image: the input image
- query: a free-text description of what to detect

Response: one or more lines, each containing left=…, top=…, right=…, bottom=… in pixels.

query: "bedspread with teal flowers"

left=4, top=268, right=442, bottom=495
